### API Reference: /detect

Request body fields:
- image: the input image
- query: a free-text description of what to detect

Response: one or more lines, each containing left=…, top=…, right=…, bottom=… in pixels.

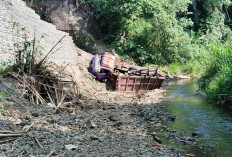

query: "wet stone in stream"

left=136, top=104, right=199, bottom=149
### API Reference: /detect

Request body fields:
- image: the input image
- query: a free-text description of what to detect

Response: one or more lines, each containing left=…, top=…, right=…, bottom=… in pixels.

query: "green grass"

left=0, top=93, right=4, bottom=100
left=161, top=59, right=204, bottom=78
left=0, top=93, right=6, bottom=115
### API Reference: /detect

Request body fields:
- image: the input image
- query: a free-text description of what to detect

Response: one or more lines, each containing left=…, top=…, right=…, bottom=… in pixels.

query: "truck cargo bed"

left=111, top=74, right=165, bottom=93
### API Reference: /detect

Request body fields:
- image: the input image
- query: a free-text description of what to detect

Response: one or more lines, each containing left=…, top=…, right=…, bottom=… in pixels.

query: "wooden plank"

left=145, top=76, right=151, bottom=90
left=132, top=78, right=136, bottom=91
left=125, top=77, right=129, bottom=91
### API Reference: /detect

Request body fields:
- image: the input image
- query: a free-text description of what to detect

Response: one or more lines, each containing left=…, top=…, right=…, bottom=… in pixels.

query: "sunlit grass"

left=161, top=60, right=204, bottom=78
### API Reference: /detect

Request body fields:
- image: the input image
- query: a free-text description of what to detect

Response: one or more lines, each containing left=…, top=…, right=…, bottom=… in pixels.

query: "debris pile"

left=10, top=64, right=79, bottom=111
left=3, top=35, right=81, bottom=112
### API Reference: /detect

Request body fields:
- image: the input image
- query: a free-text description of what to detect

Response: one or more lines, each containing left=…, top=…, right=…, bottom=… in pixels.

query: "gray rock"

left=98, top=137, right=104, bottom=142
left=90, top=135, right=99, bottom=140
left=155, top=123, right=162, bottom=127
left=113, top=122, right=123, bottom=127
left=31, top=112, right=39, bottom=117
left=192, top=132, right=198, bottom=137
left=87, top=119, right=96, bottom=128
left=108, top=115, right=118, bottom=121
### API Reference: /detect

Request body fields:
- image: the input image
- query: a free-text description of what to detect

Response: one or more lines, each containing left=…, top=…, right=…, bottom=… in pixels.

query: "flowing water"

left=162, top=79, right=232, bottom=157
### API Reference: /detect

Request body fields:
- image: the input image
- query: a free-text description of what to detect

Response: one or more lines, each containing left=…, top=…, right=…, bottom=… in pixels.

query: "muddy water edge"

left=160, top=79, right=232, bottom=157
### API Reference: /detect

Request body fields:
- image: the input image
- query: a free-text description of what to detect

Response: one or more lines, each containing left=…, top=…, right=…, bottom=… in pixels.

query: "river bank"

left=0, top=77, right=187, bottom=157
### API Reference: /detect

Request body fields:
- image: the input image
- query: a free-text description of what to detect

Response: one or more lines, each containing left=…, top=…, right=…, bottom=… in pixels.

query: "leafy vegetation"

left=73, top=24, right=96, bottom=50
left=0, top=93, right=6, bottom=115
left=12, top=22, right=44, bottom=74
left=83, top=0, right=232, bottom=65
left=199, top=41, right=232, bottom=106
left=0, top=93, right=4, bottom=100
left=84, top=0, right=194, bottom=65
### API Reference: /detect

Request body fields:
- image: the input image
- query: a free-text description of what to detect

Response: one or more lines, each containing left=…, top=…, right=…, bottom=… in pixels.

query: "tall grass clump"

left=199, top=41, right=232, bottom=106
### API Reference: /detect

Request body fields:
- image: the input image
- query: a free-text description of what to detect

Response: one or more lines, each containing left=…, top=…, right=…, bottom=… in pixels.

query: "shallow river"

left=162, top=79, right=232, bottom=157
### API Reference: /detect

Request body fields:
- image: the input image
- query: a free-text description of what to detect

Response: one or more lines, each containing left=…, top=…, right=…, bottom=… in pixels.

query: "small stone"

left=87, top=119, right=96, bottom=128
left=192, top=132, right=198, bottom=137
left=99, top=137, right=104, bottom=142
left=25, top=116, right=31, bottom=121
left=13, top=119, right=22, bottom=125
left=154, top=123, right=162, bottom=127
left=90, top=135, right=99, bottom=140
left=78, top=99, right=83, bottom=104
left=65, top=144, right=77, bottom=150
left=162, top=126, right=167, bottom=130
left=20, top=120, right=29, bottom=126
left=149, top=132, right=157, bottom=136
left=47, top=117, right=58, bottom=123
left=0, top=144, right=10, bottom=151
left=169, top=116, right=176, bottom=121
left=74, top=135, right=84, bottom=141
left=149, top=117, right=156, bottom=121
left=113, top=122, right=123, bottom=127
left=31, top=112, right=39, bottom=117
left=108, top=115, right=118, bottom=121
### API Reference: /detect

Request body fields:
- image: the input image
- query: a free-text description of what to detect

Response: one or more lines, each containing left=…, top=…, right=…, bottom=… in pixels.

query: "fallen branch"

left=25, top=122, right=35, bottom=132
left=0, top=131, right=13, bottom=133
left=0, top=133, right=23, bottom=138
left=55, top=93, right=67, bottom=113
left=37, top=35, right=66, bottom=67
left=0, top=122, right=35, bottom=139
left=0, top=137, right=18, bottom=144
left=33, top=137, right=44, bottom=149
left=55, top=84, right=74, bottom=113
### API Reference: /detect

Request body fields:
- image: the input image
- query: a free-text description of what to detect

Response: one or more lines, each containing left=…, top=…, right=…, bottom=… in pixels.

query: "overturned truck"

left=89, top=52, right=165, bottom=93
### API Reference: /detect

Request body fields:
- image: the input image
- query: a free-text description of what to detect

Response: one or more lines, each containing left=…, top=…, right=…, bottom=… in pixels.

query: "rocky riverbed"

left=0, top=79, right=189, bottom=157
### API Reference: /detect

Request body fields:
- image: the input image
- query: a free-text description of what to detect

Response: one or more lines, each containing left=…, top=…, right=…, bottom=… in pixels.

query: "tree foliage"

left=85, top=0, right=195, bottom=65
left=84, top=0, right=232, bottom=65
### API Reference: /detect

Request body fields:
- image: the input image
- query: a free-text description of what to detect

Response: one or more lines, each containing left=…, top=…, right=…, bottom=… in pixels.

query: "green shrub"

left=199, top=41, right=232, bottom=106
left=75, top=30, right=96, bottom=48
left=12, top=22, right=43, bottom=74
left=0, top=60, right=13, bottom=74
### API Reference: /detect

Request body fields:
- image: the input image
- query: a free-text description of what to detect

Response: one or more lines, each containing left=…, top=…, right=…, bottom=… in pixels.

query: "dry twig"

left=46, top=149, right=55, bottom=157
left=33, top=137, right=44, bottom=149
